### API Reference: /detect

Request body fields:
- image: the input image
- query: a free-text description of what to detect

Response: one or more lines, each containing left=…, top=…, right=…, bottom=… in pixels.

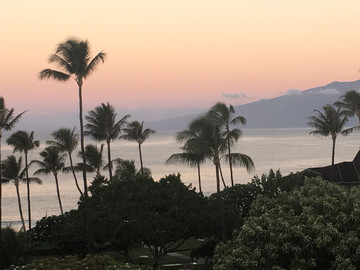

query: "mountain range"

left=15, top=79, right=360, bottom=134
left=148, top=79, right=360, bottom=130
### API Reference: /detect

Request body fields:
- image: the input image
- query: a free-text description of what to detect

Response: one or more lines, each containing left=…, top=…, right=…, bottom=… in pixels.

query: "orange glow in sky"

left=2, top=0, right=360, bottom=115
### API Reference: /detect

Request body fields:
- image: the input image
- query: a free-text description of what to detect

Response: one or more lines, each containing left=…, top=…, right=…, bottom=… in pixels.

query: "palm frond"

left=225, top=153, right=255, bottom=172
left=39, top=69, right=71, bottom=81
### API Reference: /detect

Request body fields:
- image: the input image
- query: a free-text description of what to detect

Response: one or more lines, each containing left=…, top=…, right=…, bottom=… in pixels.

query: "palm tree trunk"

left=78, top=82, right=92, bottom=254
left=331, top=136, right=336, bottom=182
left=15, top=182, right=26, bottom=231
left=215, top=162, right=220, bottom=193
left=219, top=163, right=226, bottom=188
left=138, top=143, right=144, bottom=174
left=24, top=152, right=31, bottom=230
left=228, top=140, right=234, bottom=187
left=78, top=83, right=88, bottom=198
left=54, top=173, right=63, bottom=215
left=197, top=162, right=202, bottom=194
left=106, top=139, right=113, bottom=180
left=69, top=153, right=83, bottom=197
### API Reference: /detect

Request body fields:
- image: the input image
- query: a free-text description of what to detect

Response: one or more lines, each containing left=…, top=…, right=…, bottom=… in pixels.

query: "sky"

left=2, top=0, right=360, bottom=119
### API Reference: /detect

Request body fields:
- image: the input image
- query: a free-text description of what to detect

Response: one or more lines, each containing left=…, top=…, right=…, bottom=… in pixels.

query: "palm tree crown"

left=121, top=121, right=156, bottom=174
left=308, top=104, right=349, bottom=181
left=85, top=103, right=129, bottom=180
left=335, top=90, right=360, bottom=122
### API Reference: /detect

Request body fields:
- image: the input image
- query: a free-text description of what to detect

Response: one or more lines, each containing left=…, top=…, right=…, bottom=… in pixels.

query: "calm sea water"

left=2, top=128, right=360, bottom=229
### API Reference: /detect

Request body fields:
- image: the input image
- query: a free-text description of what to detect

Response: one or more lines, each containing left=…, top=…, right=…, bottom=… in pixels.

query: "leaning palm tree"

left=0, top=97, right=24, bottom=233
left=47, top=128, right=83, bottom=197
left=6, top=131, right=40, bottom=229
left=39, top=38, right=106, bottom=201
left=166, top=129, right=207, bottom=194
left=85, top=103, right=129, bottom=180
left=207, top=102, right=246, bottom=186
left=1, top=155, right=41, bottom=231
left=32, top=147, right=66, bottom=215
left=308, top=104, right=349, bottom=181
left=121, top=121, right=156, bottom=174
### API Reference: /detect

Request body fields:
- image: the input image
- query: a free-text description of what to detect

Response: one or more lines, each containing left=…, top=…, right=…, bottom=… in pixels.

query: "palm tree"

left=207, top=102, right=247, bottom=186
left=76, top=144, right=107, bottom=178
left=32, top=147, right=66, bottom=215
left=308, top=104, right=349, bottom=181
left=47, top=128, right=83, bottom=197
left=39, top=38, right=106, bottom=201
left=1, top=155, right=41, bottom=231
left=85, top=103, right=129, bottom=180
left=335, top=90, right=360, bottom=122
left=166, top=129, right=207, bottom=194
left=188, top=115, right=254, bottom=193
left=6, top=131, right=40, bottom=229
left=121, top=121, right=156, bottom=174
left=0, top=97, right=24, bottom=233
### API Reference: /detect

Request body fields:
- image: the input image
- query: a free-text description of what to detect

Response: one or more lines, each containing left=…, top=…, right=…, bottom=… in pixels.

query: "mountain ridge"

left=148, top=79, right=360, bottom=130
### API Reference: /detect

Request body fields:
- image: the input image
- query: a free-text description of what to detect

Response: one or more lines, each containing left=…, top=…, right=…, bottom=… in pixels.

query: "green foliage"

left=213, top=177, right=360, bottom=270
left=4, top=255, right=151, bottom=270
left=30, top=211, right=88, bottom=257
left=1, top=227, right=32, bottom=269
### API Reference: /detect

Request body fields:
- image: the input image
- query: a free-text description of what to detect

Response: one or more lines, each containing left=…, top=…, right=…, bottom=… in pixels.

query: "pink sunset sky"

left=2, top=1, right=360, bottom=117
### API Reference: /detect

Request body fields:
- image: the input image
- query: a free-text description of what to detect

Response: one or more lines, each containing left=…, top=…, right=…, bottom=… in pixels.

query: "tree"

left=335, top=90, right=360, bottom=135
left=76, top=144, right=107, bottom=178
left=308, top=104, right=348, bottom=181
left=39, top=38, right=106, bottom=202
left=6, top=131, right=40, bottom=229
left=33, top=147, right=67, bottom=215
left=121, top=121, right=156, bottom=174
left=47, top=127, right=83, bottom=197
left=1, top=156, right=41, bottom=231
left=207, top=102, right=247, bottom=186
left=0, top=97, right=24, bottom=237
left=85, top=103, right=129, bottom=180
left=213, top=177, right=360, bottom=270
left=166, top=128, right=207, bottom=194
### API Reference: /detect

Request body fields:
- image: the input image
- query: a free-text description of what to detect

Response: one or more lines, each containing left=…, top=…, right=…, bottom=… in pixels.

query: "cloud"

left=222, top=92, right=248, bottom=99
left=309, top=88, right=340, bottom=95
left=284, top=89, right=302, bottom=95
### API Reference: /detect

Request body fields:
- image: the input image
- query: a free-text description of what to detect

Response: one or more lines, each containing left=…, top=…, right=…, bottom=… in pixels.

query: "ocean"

left=2, top=128, right=359, bottom=229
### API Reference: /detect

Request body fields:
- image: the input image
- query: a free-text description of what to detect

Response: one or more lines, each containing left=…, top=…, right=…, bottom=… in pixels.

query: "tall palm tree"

left=32, top=147, right=66, bottom=215
left=121, top=121, right=156, bottom=174
left=0, top=97, right=24, bottom=233
left=308, top=104, right=349, bottom=181
left=6, top=131, right=40, bottom=229
left=39, top=38, right=106, bottom=201
left=47, top=128, right=83, bottom=197
left=207, top=102, right=247, bottom=186
left=85, top=103, right=129, bottom=180
left=166, top=129, right=207, bottom=194
left=1, top=155, right=41, bottom=231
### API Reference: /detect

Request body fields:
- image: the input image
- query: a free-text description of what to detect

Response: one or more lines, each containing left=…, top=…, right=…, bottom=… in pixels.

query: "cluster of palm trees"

left=0, top=101, right=157, bottom=232
left=167, top=102, right=255, bottom=194
left=308, top=90, right=360, bottom=181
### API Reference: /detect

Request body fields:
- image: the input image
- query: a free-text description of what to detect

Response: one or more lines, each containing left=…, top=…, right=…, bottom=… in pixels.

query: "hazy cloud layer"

left=309, top=88, right=340, bottom=95
left=222, top=92, right=248, bottom=99
left=284, top=89, right=302, bottom=95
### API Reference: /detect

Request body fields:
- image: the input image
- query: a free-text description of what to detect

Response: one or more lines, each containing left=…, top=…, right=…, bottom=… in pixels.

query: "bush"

left=5, top=255, right=151, bottom=270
